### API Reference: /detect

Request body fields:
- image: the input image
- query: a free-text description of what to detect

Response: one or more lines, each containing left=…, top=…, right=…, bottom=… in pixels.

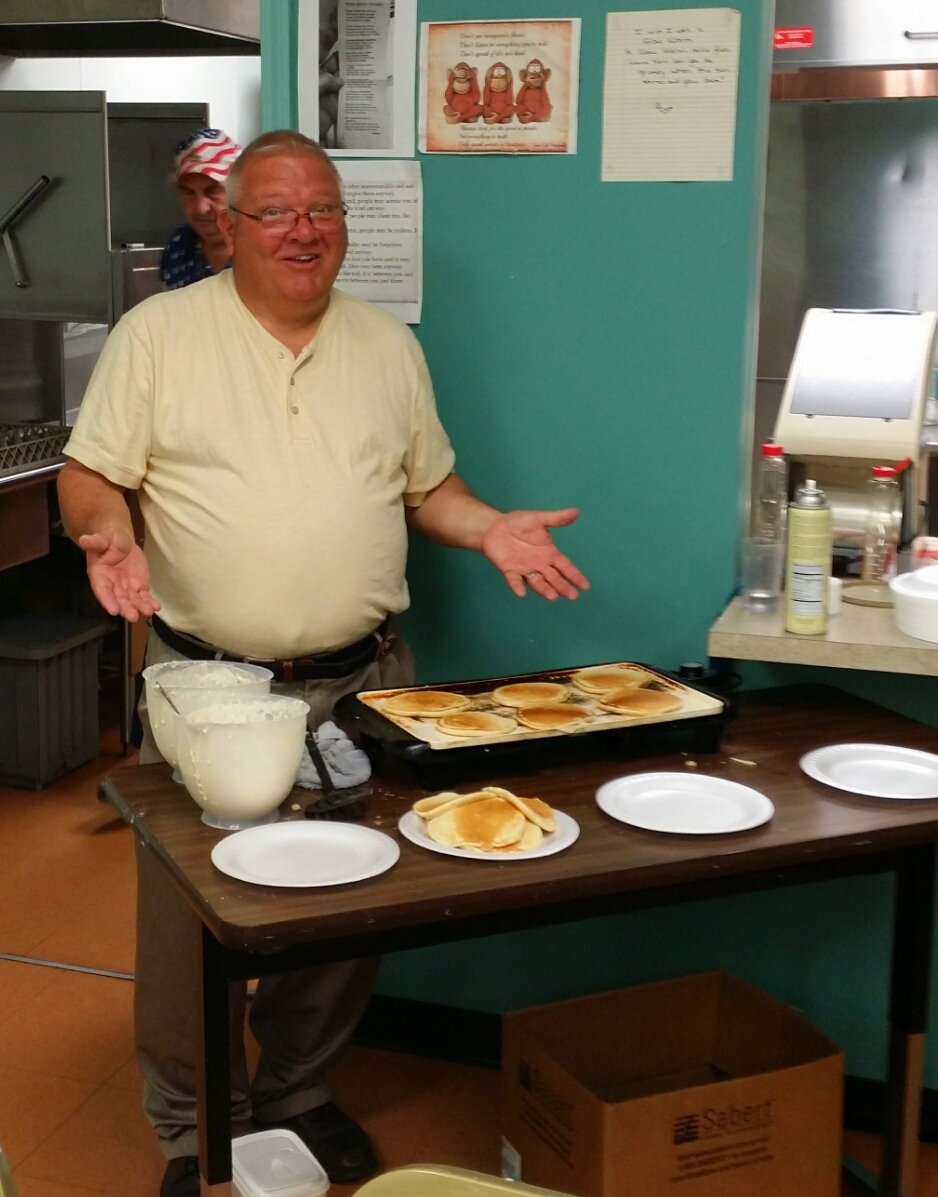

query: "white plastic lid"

left=891, top=564, right=938, bottom=598
left=231, top=1129, right=330, bottom=1197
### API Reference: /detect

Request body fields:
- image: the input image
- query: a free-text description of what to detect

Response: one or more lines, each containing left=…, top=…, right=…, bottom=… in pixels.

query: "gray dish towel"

left=296, top=720, right=372, bottom=790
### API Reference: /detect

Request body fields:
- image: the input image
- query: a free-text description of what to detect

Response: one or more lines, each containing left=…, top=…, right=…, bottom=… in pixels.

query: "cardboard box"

left=502, top=971, right=843, bottom=1197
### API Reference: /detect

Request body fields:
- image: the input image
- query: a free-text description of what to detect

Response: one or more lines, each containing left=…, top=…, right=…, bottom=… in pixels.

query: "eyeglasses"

left=229, top=204, right=348, bottom=231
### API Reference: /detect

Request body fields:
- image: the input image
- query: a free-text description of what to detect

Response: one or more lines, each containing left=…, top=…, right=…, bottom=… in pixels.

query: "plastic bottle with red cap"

left=756, top=443, right=788, bottom=543
left=861, top=465, right=901, bottom=583
left=744, top=444, right=788, bottom=613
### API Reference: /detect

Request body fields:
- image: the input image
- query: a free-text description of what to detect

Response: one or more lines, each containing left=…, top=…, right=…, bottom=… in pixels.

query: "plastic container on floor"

left=0, top=613, right=108, bottom=789
left=232, top=1129, right=330, bottom=1197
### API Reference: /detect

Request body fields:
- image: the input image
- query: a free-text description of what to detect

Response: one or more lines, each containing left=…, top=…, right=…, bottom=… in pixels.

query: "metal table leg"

left=881, top=843, right=935, bottom=1197
left=120, top=618, right=134, bottom=754
left=196, top=924, right=233, bottom=1196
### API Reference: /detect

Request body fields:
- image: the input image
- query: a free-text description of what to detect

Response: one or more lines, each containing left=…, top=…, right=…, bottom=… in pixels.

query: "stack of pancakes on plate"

left=413, top=786, right=557, bottom=852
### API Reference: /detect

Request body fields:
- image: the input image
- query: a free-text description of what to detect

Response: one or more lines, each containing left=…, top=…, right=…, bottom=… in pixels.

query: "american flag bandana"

left=172, top=128, right=242, bottom=183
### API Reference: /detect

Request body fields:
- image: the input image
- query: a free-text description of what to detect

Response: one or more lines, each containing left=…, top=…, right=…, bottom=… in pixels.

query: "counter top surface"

left=102, top=686, right=938, bottom=954
left=708, top=593, right=938, bottom=675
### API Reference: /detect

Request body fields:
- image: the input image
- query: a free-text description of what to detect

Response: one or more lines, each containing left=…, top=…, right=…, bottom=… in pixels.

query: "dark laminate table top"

left=102, top=685, right=938, bottom=954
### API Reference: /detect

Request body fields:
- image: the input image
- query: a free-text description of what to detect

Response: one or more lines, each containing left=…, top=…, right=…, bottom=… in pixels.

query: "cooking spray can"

left=785, top=479, right=832, bottom=636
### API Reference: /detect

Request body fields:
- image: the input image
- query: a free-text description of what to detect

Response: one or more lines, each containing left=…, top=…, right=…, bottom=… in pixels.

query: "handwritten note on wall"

left=602, top=8, right=741, bottom=182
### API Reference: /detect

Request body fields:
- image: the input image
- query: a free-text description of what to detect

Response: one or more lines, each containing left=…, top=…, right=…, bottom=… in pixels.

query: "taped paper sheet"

left=298, top=0, right=417, bottom=157
left=602, top=8, right=741, bottom=182
left=335, top=159, right=422, bottom=324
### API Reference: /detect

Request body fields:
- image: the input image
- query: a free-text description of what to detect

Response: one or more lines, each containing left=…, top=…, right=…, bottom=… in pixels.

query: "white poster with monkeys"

left=419, top=19, right=580, bottom=154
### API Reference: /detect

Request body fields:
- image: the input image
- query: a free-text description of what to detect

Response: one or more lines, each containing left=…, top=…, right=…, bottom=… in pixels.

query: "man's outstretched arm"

left=405, top=472, right=589, bottom=601
left=57, top=459, right=159, bottom=623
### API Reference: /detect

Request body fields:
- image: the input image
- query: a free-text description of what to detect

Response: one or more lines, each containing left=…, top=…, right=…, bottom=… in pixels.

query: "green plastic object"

left=355, top=1166, right=572, bottom=1197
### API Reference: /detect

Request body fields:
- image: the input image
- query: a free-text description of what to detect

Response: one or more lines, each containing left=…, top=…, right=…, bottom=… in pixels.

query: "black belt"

left=151, top=614, right=394, bottom=683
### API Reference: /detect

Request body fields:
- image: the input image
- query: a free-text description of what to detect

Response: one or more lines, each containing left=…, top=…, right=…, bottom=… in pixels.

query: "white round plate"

left=211, top=820, right=400, bottom=887
left=595, top=772, right=774, bottom=835
left=800, top=743, right=938, bottom=800
left=398, top=809, right=579, bottom=860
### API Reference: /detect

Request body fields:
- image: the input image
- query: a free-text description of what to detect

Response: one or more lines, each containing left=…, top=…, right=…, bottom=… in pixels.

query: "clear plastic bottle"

left=861, top=465, right=901, bottom=583
left=743, top=444, right=788, bottom=613
left=755, top=443, right=788, bottom=542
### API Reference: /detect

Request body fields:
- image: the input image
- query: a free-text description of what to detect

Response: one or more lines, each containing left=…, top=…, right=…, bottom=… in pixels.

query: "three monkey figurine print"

left=443, top=59, right=553, bottom=125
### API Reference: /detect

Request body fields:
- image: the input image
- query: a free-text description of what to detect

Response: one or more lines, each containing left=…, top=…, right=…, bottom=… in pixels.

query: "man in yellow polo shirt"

left=58, top=130, right=588, bottom=1197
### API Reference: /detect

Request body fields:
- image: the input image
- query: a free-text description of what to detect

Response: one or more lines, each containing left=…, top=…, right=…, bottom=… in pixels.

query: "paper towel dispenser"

left=774, top=308, right=938, bottom=461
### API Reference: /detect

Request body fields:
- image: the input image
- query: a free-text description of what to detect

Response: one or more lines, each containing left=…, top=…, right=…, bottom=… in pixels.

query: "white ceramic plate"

left=397, top=809, right=579, bottom=860
left=800, top=743, right=938, bottom=800
left=211, top=820, right=400, bottom=887
left=595, top=772, right=774, bottom=834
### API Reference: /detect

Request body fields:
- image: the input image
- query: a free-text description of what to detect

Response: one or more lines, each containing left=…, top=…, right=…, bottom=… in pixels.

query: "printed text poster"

left=335, top=160, right=423, bottom=324
left=298, top=0, right=417, bottom=157
left=419, top=19, right=580, bottom=154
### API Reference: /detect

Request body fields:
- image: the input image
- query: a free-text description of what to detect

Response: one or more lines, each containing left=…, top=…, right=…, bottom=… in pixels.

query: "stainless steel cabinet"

left=0, top=92, right=111, bottom=322
left=0, top=94, right=210, bottom=324
left=775, top=0, right=938, bottom=68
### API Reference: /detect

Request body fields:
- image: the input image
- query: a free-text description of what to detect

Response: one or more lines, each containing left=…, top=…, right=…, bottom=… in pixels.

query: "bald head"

left=225, top=130, right=340, bottom=208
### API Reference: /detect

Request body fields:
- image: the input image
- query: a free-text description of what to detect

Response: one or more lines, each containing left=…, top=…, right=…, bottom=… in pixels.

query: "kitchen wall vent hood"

left=774, top=0, right=938, bottom=68
left=0, top=1, right=259, bottom=56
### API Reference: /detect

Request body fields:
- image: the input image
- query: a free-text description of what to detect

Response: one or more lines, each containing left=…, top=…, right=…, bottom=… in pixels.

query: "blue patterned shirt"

left=160, top=224, right=222, bottom=290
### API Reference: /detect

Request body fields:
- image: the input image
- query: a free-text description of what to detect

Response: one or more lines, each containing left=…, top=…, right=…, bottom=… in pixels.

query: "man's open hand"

left=480, top=508, right=590, bottom=600
left=78, top=528, right=160, bottom=622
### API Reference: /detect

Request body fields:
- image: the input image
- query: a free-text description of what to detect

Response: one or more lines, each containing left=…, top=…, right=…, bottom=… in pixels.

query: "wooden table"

left=103, top=685, right=938, bottom=1197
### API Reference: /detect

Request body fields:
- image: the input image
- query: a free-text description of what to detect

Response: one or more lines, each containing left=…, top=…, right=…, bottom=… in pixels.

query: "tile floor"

left=0, top=704, right=934, bottom=1196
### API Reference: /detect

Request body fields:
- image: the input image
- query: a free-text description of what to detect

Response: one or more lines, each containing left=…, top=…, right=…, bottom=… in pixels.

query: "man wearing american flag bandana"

left=160, top=128, right=241, bottom=291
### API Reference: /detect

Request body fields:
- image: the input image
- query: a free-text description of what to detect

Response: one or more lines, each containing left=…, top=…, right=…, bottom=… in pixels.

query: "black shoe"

left=160, top=1156, right=200, bottom=1197
left=256, top=1101, right=379, bottom=1184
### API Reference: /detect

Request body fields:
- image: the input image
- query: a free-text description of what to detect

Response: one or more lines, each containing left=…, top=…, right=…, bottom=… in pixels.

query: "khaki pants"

left=136, top=624, right=415, bottom=1160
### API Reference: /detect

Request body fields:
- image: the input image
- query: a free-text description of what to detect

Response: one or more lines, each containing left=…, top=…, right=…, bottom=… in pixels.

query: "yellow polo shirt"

left=65, top=272, right=456, bottom=659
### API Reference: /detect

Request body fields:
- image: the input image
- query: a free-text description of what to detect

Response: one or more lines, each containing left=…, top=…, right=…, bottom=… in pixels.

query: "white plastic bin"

left=232, top=1129, right=329, bottom=1197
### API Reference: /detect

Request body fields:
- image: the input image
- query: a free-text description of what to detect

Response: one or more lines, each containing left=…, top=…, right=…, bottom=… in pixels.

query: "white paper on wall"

left=298, top=0, right=417, bottom=158
left=335, top=159, right=422, bottom=323
left=602, top=8, right=741, bottom=182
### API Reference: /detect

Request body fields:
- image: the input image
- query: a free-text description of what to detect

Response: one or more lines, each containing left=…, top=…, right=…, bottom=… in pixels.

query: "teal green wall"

left=259, top=0, right=931, bottom=1087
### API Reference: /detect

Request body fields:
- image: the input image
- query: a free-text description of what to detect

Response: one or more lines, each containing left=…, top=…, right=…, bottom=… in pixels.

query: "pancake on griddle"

left=436, top=711, right=517, bottom=737
left=381, top=690, right=471, bottom=719
left=572, top=664, right=656, bottom=694
left=599, top=688, right=682, bottom=716
left=514, top=703, right=592, bottom=732
left=492, top=682, right=569, bottom=707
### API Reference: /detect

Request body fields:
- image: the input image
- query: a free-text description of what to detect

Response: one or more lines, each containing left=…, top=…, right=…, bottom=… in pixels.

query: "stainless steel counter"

left=0, top=457, right=64, bottom=491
